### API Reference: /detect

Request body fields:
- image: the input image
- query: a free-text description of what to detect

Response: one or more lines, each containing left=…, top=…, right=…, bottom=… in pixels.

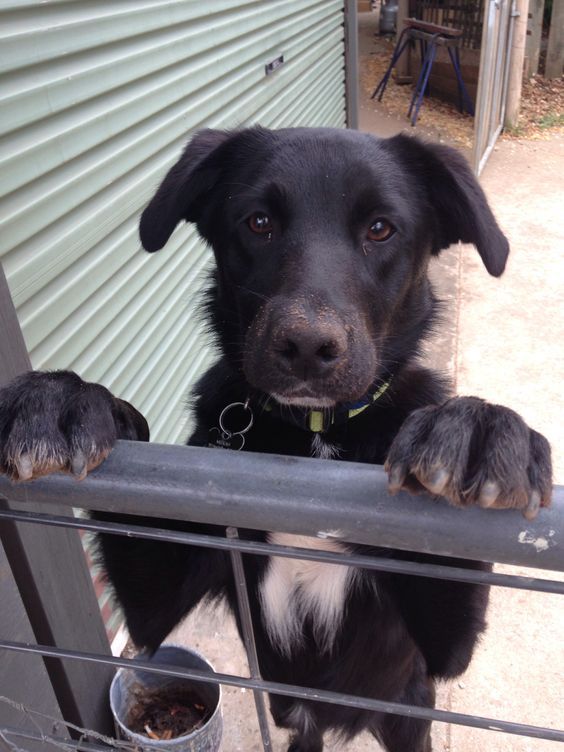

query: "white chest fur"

left=259, top=533, right=355, bottom=656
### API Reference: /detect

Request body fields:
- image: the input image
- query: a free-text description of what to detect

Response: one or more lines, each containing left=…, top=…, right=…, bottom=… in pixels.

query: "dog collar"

left=265, top=379, right=392, bottom=433
left=207, top=380, right=393, bottom=450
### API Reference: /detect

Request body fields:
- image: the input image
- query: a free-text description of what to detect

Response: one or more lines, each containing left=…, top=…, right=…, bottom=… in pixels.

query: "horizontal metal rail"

left=0, top=507, right=563, bottom=594
left=1, top=642, right=563, bottom=743
left=0, top=440, right=562, bottom=571
left=1, top=440, right=562, bottom=748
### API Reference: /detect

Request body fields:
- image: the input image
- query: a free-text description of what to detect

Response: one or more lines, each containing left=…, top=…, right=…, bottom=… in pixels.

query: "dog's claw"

left=478, top=480, right=500, bottom=508
left=71, top=450, right=88, bottom=480
left=387, top=463, right=407, bottom=494
left=523, top=490, right=541, bottom=520
left=15, top=453, right=34, bottom=481
left=423, top=467, right=450, bottom=496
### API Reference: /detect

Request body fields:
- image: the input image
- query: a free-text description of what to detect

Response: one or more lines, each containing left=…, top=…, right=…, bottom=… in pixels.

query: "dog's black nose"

left=273, top=325, right=347, bottom=380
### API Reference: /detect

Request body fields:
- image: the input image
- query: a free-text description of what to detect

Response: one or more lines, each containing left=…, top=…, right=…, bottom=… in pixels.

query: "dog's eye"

left=248, top=213, right=273, bottom=235
left=367, top=219, right=395, bottom=242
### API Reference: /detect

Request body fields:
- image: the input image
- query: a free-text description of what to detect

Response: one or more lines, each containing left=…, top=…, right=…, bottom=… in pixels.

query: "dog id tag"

left=207, top=400, right=254, bottom=451
left=208, top=427, right=246, bottom=451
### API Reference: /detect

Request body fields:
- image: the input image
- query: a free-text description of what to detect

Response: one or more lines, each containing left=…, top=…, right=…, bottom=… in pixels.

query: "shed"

left=0, top=0, right=356, bottom=444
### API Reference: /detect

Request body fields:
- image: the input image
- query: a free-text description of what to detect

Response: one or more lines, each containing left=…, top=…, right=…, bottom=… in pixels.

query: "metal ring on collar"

left=218, top=401, right=254, bottom=437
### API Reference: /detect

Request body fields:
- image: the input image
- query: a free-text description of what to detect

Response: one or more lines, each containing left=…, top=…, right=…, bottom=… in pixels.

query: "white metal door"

left=472, top=0, right=515, bottom=174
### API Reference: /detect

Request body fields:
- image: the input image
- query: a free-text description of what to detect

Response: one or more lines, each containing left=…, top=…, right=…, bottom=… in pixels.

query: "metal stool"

left=371, top=18, right=475, bottom=126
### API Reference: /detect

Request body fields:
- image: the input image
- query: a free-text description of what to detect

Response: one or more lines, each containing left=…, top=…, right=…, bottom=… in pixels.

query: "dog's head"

left=140, top=127, right=509, bottom=407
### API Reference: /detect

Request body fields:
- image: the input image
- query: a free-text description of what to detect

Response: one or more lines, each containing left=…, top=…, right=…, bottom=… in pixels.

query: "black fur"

left=0, top=127, right=552, bottom=752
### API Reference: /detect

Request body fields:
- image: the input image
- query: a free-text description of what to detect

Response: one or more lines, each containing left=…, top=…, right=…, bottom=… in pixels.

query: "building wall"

left=0, top=0, right=347, bottom=443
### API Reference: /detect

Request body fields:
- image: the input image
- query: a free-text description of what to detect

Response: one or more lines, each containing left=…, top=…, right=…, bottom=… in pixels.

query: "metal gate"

left=472, top=0, right=516, bottom=174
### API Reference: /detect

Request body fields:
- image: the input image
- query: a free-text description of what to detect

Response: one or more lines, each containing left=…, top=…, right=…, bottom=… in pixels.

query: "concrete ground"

left=168, top=17, right=564, bottom=751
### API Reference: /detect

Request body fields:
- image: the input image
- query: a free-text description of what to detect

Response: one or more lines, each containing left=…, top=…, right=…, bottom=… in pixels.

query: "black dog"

left=0, top=128, right=552, bottom=752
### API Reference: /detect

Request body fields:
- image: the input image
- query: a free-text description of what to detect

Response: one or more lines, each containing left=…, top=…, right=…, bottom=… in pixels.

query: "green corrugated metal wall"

left=0, top=0, right=347, bottom=443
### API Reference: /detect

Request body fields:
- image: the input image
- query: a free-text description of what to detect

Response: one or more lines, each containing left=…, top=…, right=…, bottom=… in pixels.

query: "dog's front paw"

left=0, top=371, right=148, bottom=482
left=384, top=397, right=552, bottom=519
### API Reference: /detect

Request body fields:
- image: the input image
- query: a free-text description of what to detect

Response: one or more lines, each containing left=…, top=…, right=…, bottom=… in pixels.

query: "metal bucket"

left=110, top=644, right=222, bottom=751
left=379, top=0, right=398, bottom=34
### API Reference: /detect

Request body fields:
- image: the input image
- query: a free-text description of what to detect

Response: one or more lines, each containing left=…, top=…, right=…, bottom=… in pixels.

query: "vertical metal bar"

left=226, top=527, right=273, bottom=750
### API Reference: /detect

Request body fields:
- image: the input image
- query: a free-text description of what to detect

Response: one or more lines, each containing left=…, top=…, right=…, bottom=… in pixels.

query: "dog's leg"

left=287, top=732, right=323, bottom=752
left=373, top=715, right=432, bottom=752
left=370, top=665, right=435, bottom=752
left=271, top=699, right=324, bottom=752
left=0, top=371, right=232, bottom=651
left=94, top=515, right=232, bottom=650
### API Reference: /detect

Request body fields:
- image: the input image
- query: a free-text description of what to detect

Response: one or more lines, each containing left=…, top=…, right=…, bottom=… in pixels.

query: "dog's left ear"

left=391, top=136, right=509, bottom=277
left=139, top=129, right=232, bottom=253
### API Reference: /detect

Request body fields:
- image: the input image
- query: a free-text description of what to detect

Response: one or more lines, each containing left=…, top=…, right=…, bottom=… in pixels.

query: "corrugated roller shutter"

left=0, top=0, right=347, bottom=444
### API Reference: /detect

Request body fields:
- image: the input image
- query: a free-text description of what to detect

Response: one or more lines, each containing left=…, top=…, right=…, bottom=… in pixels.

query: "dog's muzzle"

left=243, top=298, right=378, bottom=404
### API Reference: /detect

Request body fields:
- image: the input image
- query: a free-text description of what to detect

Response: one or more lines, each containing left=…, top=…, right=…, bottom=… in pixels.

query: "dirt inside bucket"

left=126, top=683, right=211, bottom=741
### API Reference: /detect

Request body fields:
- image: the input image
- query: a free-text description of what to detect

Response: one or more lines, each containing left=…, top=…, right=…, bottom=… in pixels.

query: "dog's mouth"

left=269, top=391, right=336, bottom=409
left=245, top=339, right=379, bottom=410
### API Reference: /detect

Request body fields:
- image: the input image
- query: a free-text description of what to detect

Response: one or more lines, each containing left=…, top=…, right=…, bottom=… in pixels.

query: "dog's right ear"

left=139, top=129, right=232, bottom=252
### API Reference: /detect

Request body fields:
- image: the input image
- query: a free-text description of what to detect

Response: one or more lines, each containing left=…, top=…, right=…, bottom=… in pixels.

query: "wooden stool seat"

left=403, top=18, right=463, bottom=38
